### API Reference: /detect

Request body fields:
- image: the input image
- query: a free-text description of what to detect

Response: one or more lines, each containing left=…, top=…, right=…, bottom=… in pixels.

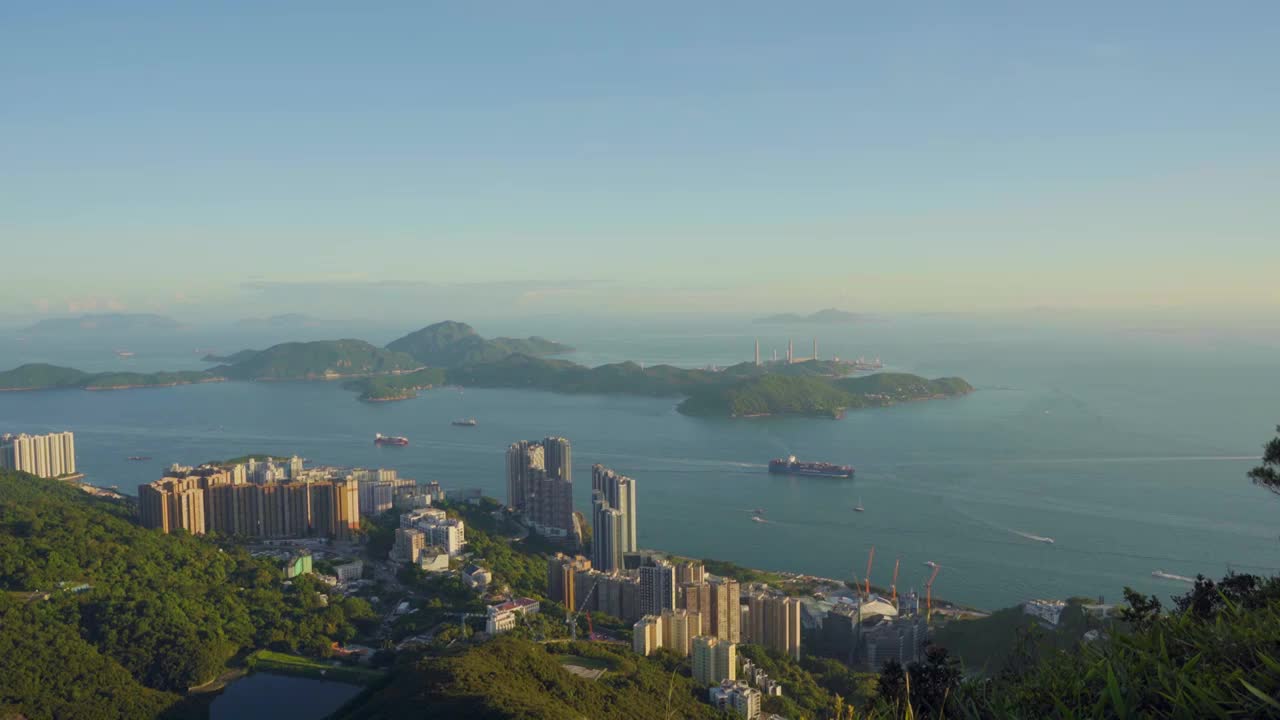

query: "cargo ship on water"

left=768, top=455, right=854, bottom=479
left=374, top=433, right=409, bottom=446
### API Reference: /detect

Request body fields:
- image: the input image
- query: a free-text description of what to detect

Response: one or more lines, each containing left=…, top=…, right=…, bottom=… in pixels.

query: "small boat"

left=924, top=561, right=938, bottom=569
left=374, top=433, right=409, bottom=446
left=127, top=456, right=152, bottom=461
left=751, top=516, right=766, bottom=524
left=853, top=498, right=864, bottom=512
left=115, top=350, right=135, bottom=359
left=451, top=419, right=478, bottom=427
left=751, top=508, right=765, bottom=515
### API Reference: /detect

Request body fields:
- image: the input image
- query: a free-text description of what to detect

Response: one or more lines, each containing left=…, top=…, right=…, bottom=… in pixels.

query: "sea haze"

left=0, top=316, right=1275, bottom=609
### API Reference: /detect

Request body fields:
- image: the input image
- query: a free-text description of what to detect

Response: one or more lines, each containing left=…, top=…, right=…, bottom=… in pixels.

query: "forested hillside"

left=0, top=471, right=374, bottom=719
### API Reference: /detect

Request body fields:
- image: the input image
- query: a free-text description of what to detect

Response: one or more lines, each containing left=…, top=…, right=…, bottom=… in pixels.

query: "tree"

left=1249, top=424, right=1280, bottom=494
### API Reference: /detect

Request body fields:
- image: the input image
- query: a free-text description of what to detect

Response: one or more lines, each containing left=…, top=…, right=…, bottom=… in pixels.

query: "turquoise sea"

left=1, top=315, right=1276, bottom=609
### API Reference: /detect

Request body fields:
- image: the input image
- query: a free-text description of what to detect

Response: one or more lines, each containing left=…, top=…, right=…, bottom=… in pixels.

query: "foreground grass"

left=247, top=650, right=385, bottom=685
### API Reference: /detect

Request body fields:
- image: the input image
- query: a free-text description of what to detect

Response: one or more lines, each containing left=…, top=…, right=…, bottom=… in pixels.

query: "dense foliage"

left=931, top=599, right=1110, bottom=675
left=344, top=367, right=448, bottom=401
left=216, top=339, right=421, bottom=380
left=385, top=320, right=571, bottom=367
left=678, top=373, right=972, bottom=417
left=333, top=636, right=727, bottom=719
left=0, top=471, right=371, bottom=717
left=0, top=363, right=217, bottom=391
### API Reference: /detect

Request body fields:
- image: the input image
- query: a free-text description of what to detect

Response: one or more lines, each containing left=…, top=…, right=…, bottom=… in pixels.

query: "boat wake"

left=1011, top=529, right=1055, bottom=544
left=1152, top=570, right=1195, bottom=584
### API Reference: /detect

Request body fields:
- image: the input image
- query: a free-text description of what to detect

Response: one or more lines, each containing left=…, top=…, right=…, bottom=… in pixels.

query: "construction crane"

left=864, top=545, right=876, bottom=598
left=585, top=611, right=600, bottom=641
left=891, top=558, right=900, bottom=605
left=568, top=576, right=601, bottom=641
left=925, top=564, right=942, bottom=623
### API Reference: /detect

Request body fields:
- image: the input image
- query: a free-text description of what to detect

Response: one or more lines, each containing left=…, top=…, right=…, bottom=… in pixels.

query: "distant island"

left=0, top=320, right=973, bottom=416
left=22, top=312, right=182, bottom=334
left=0, top=364, right=221, bottom=392
left=753, top=308, right=864, bottom=325
left=234, top=313, right=321, bottom=329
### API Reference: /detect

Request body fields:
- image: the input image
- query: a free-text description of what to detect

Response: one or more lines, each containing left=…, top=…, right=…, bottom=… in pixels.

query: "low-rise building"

left=1024, top=599, right=1067, bottom=626
left=418, top=547, right=450, bottom=572
left=333, top=560, right=364, bottom=584
left=709, top=680, right=761, bottom=719
left=463, top=564, right=492, bottom=590
left=485, top=597, right=540, bottom=634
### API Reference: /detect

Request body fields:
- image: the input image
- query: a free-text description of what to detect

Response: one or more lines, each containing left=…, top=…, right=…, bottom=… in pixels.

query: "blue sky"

left=2, top=1, right=1277, bottom=320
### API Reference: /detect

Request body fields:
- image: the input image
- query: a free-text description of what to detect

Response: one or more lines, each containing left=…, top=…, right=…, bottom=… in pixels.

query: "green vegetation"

left=931, top=599, right=1110, bottom=675
left=333, top=636, right=726, bottom=720
left=344, top=367, right=448, bottom=401
left=0, top=363, right=220, bottom=391
left=698, top=557, right=786, bottom=585
left=386, top=320, right=571, bottom=367
left=247, top=649, right=384, bottom=685
left=80, top=369, right=220, bottom=390
left=0, top=321, right=972, bottom=416
left=678, top=373, right=973, bottom=418
left=0, top=470, right=375, bottom=718
left=215, top=339, right=421, bottom=380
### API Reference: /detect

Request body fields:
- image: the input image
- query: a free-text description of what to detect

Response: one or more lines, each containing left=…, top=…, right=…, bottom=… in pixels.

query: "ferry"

left=451, top=418, right=478, bottom=427
left=374, top=433, right=409, bottom=446
left=751, top=515, right=766, bottom=524
left=768, top=455, right=854, bottom=479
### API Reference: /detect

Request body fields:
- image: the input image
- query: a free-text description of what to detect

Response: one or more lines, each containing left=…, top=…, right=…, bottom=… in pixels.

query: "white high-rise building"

left=1, top=431, right=76, bottom=478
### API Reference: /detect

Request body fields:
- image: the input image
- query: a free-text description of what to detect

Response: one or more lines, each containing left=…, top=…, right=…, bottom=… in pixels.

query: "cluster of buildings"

left=393, top=507, right=466, bottom=568
left=505, top=437, right=577, bottom=543
left=137, top=456, right=429, bottom=540
left=808, top=590, right=932, bottom=671
left=1, top=431, right=77, bottom=478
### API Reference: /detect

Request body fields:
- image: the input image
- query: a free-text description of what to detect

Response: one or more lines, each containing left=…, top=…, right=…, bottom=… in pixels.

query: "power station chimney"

left=813, top=338, right=818, bottom=361
left=754, top=339, right=761, bottom=366
left=787, top=339, right=793, bottom=365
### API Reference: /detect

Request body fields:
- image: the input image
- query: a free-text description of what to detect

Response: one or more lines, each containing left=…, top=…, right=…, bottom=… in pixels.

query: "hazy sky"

left=3, top=2, right=1278, bottom=320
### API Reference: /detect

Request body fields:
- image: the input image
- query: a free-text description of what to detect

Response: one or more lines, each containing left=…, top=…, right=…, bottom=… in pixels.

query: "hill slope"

left=0, top=471, right=371, bottom=717
left=386, top=321, right=571, bottom=367
left=217, top=339, right=421, bottom=380
left=334, top=636, right=723, bottom=720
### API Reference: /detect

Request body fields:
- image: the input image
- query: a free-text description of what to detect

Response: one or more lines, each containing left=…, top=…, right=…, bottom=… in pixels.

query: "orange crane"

left=891, top=558, right=900, bottom=605
left=864, top=546, right=876, bottom=597
left=925, top=564, right=942, bottom=623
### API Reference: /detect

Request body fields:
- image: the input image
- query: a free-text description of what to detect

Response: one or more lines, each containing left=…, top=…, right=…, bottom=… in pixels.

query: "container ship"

left=374, top=433, right=409, bottom=446
left=451, top=418, right=478, bottom=427
left=768, top=455, right=854, bottom=479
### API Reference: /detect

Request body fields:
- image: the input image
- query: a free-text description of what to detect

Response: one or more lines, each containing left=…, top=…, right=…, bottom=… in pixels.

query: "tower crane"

left=891, top=558, right=900, bottom=605
left=925, top=564, right=942, bottom=623
left=568, top=576, right=602, bottom=641
left=864, top=545, right=876, bottom=598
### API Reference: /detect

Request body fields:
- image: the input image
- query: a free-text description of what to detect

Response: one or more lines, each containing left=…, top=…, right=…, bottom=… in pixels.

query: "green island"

left=0, top=321, right=971, bottom=416
left=0, top=363, right=223, bottom=392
